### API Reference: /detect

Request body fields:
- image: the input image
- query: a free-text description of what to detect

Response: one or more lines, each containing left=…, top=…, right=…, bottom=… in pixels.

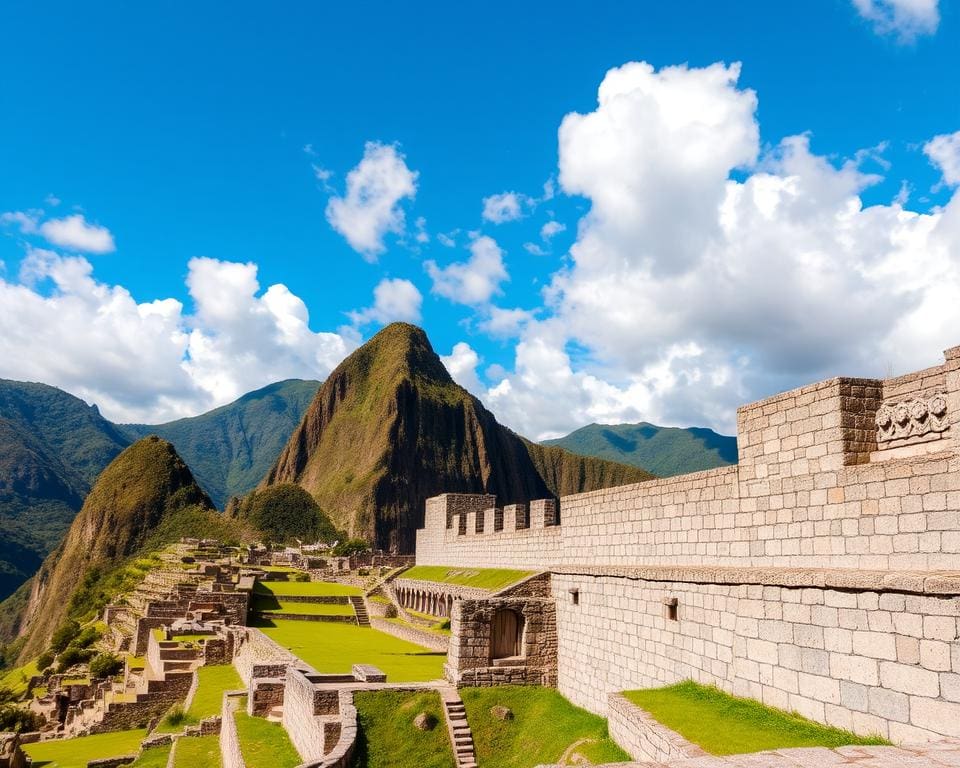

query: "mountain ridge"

left=263, top=322, right=653, bottom=551
left=542, top=421, right=737, bottom=478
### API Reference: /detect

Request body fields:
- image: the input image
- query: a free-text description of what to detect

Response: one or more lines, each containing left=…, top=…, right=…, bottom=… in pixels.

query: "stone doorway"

left=491, top=608, right=524, bottom=661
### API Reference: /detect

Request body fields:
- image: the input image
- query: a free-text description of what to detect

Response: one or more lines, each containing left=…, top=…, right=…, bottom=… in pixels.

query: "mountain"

left=0, top=380, right=130, bottom=601
left=542, top=422, right=737, bottom=478
left=9, top=436, right=218, bottom=661
left=262, top=323, right=653, bottom=552
left=122, top=379, right=321, bottom=509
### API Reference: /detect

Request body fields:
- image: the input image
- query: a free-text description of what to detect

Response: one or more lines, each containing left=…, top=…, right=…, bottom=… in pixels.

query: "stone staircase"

left=350, top=596, right=370, bottom=627
left=441, top=689, right=476, bottom=768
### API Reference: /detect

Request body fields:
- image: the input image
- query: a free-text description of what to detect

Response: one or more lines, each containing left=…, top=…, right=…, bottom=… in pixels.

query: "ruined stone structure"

left=416, top=345, right=960, bottom=744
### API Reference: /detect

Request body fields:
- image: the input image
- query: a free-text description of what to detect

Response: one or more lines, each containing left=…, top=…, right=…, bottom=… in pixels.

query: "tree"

left=89, top=653, right=123, bottom=679
left=238, top=485, right=341, bottom=544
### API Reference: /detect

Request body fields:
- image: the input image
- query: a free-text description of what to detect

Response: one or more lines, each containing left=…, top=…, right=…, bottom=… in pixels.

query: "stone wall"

left=551, top=570, right=960, bottom=743
left=369, top=618, right=449, bottom=653
left=281, top=667, right=326, bottom=761
left=607, top=693, right=707, bottom=763
left=220, top=692, right=246, bottom=768
left=232, top=628, right=295, bottom=686
left=415, top=347, right=960, bottom=573
left=445, top=597, right=557, bottom=687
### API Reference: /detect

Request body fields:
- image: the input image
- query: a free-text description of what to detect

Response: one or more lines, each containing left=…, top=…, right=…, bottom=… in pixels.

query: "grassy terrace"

left=253, top=580, right=362, bottom=597
left=353, top=690, right=454, bottom=768
left=172, top=734, right=220, bottom=768
left=155, top=664, right=243, bottom=732
left=625, top=681, right=889, bottom=755
left=24, top=729, right=147, bottom=768
left=462, top=687, right=629, bottom=768
left=235, top=706, right=301, bottom=768
left=400, top=566, right=533, bottom=591
left=0, top=659, right=39, bottom=697
left=252, top=596, right=355, bottom=616
left=129, top=745, right=171, bottom=767
left=254, top=618, right=445, bottom=682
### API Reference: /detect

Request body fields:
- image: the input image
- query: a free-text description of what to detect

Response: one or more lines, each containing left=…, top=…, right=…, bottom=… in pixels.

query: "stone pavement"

left=536, top=740, right=960, bottom=768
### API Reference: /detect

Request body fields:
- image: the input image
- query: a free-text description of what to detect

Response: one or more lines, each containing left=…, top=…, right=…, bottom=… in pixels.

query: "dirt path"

left=558, top=737, right=601, bottom=765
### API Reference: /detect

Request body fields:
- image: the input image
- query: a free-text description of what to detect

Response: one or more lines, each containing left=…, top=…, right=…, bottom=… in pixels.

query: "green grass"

left=255, top=618, right=445, bottom=682
left=172, top=734, right=220, bottom=768
left=129, top=745, right=171, bottom=767
left=61, top=677, right=90, bottom=686
left=23, top=728, right=147, bottom=768
left=235, top=708, right=301, bottom=768
left=352, top=690, right=455, bottom=768
left=461, top=686, right=629, bottom=768
left=624, top=681, right=890, bottom=756
left=386, top=617, right=450, bottom=636
left=127, top=655, right=146, bottom=670
left=253, top=596, right=354, bottom=616
left=170, top=633, right=215, bottom=643
left=0, top=659, right=39, bottom=697
left=400, top=566, right=533, bottom=591
left=189, top=664, right=243, bottom=719
left=253, top=580, right=361, bottom=597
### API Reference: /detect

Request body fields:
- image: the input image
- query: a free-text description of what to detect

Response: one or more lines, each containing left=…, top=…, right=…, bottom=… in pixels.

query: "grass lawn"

left=401, top=566, right=533, bottom=591
left=253, top=596, right=354, bottom=616
left=0, top=659, right=39, bottom=697
left=189, top=664, right=243, bottom=719
left=235, top=708, right=301, bottom=768
left=462, top=687, right=629, bottom=768
left=254, top=618, right=445, bottom=682
left=24, top=729, right=147, bottom=768
left=625, top=681, right=890, bottom=755
left=352, top=690, right=454, bottom=768
left=253, top=580, right=361, bottom=597
left=129, top=745, right=171, bottom=767
left=172, top=734, right=220, bottom=767
left=386, top=617, right=450, bottom=636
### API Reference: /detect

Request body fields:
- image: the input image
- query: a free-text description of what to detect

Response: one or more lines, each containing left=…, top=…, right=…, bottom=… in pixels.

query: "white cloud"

left=852, top=0, right=940, bottom=41
left=467, top=61, right=960, bottom=440
left=426, top=235, right=508, bottom=305
left=325, top=142, right=418, bottom=260
left=349, top=277, right=423, bottom=326
left=440, top=341, right=484, bottom=395
left=482, top=191, right=533, bottom=224
left=540, top=220, right=566, bottom=240
left=0, top=250, right=353, bottom=422
left=925, top=130, right=960, bottom=187
left=414, top=216, right=429, bottom=244
left=39, top=213, right=116, bottom=253
left=0, top=210, right=40, bottom=234
left=523, top=242, right=547, bottom=256
left=479, top=306, right=535, bottom=338
left=437, top=231, right=458, bottom=248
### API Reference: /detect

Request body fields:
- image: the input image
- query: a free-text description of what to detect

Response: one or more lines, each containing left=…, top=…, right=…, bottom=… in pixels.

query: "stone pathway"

left=537, top=740, right=960, bottom=768
left=350, top=596, right=370, bottom=627
left=440, top=686, right=477, bottom=768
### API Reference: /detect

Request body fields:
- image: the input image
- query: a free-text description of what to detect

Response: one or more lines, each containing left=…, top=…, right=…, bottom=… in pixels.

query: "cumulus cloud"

left=440, top=341, right=484, bottom=394
left=325, top=142, right=418, bottom=259
left=852, top=0, right=940, bottom=41
left=925, top=130, right=960, bottom=187
left=467, top=61, right=960, bottom=439
left=0, top=210, right=40, bottom=234
left=482, top=191, right=533, bottom=224
left=426, top=235, right=508, bottom=305
left=349, top=277, right=423, bottom=326
left=39, top=213, right=116, bottom=253
left=0, top=250, right=353, bottom=422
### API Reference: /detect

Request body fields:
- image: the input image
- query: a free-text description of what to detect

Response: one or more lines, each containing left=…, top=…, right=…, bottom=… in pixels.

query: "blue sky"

left=1, top=0, right=959, bottom=437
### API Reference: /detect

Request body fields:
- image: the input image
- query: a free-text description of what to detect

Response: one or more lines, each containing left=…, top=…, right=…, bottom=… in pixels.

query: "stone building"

left=415, top=344, right=960, bottom=743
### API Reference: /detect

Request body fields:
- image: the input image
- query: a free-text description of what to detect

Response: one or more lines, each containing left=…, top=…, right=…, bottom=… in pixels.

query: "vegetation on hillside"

left=352, top=689, right=454, bottom=768
left=234, top=707, right=301, bottom=768
left=624, top=681, right=888, bottom=755
left=233, top=483, right=341, bottom=544
left=0, top=380, right=130, bottom=600
left=543, top=422, right=737, bottom=478
left=1, top=437, right=253, bottom=663
left=461, top=686, right=629, bottom=768
left=263, top=322, right=650, bottom=552
left=22, top=728, right=147, bottom=768
left=122, top=379, right=320, bottom=508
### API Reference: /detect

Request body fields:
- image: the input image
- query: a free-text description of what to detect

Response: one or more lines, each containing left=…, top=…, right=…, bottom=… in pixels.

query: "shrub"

left=332, top=538, right=368, bottom=557
left=50, top=620, right=80, bottom=653
left=56, top=646, right=95, bottom=673
left=162, top=705, right=189, bottom=729
left=238, top=485, right=341, bottom=544
left=292, top=572, right=310, bottom=582
left=89, top=653, right=123, bottom=679
left=0, top=704, right=44, bottom=733
left=36, top=652, right=54, bottom=672
left=72, top=625, right=102, bottom=650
